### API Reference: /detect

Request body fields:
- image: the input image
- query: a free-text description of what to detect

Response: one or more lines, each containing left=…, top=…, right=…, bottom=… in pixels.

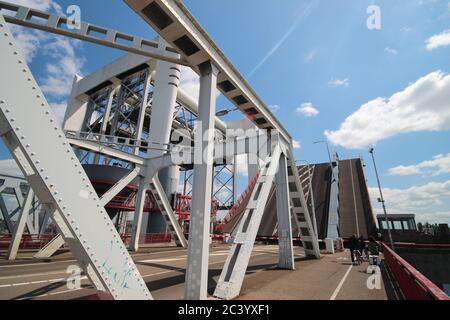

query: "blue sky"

left=1, top=0, right=450, bottom=224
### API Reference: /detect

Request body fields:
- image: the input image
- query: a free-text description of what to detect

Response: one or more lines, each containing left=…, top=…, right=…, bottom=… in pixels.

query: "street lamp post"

left=369, top=148, right=395, bottom=251
left=216, top=107, right=239, bottom=117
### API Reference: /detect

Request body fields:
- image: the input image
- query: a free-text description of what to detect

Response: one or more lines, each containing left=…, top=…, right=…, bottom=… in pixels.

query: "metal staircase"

left=286, top=149, right=321, bottom=259
left=214, top=144, right=282, bottom=300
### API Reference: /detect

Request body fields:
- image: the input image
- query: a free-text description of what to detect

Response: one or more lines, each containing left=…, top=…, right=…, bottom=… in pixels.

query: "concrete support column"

left=7, top=190, right=34, bottom=260
left=276, top=154, right=295, bottom=270
left=185, top=61, right=219, bottom=300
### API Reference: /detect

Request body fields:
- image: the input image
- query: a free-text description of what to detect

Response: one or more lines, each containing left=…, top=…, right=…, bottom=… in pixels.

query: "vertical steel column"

left=129, top=178, right=147, bottom=251
left=275, top=154, right=295, bottom=270
left=129, top=38, right=181, bottom=251
left=185, top=61, right=219, bottom=300
left=134, top=70, right=152, bottom=155
left=94, top=85, right=118, bottom=164
left=7, top=189, right=34, bottom=260
left=63, top=75, right=89, bottom=132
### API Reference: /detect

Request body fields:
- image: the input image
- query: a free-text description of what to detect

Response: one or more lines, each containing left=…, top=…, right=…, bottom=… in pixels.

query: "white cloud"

left=8, top=1, right=85, bottom=124
left=329, top=78, right=350, bottom=88
left=304, top=49, right=317, bottom=63
left=369, top=180, right=450, bottom=224
left=247, top=0, right=319, bottom=78
left=426, top=29, right=450, bottom=51
left=268, top=105, right=281, bottom=113
left=388, top=165, right=422, bottom=176
left=293, top=140, right=301, bottom=149
left=384, top=47, right=398, bottom=55
left=0, top=159, right=24, bottom=178
left=13, top=0, right=62, bottom=11
left=389, top=153, right=450, bottom=176
left=325, top=71, right=450, bottom=149
left=401, top=27, right=412, bottom=33
left=296, top=103, right=319, bottom=117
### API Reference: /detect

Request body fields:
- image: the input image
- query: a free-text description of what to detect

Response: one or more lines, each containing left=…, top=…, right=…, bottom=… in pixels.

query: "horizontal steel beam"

left=0, top=1, right=189, bottom=66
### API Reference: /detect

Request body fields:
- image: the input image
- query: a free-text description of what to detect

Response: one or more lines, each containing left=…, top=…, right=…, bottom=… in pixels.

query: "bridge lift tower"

left=0, top=0, right=320, bottom=300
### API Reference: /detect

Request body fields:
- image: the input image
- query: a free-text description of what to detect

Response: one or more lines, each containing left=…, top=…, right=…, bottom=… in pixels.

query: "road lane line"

left=330, top=264, right=353, bottom=300
left=14, top=252, right=270, bottom=299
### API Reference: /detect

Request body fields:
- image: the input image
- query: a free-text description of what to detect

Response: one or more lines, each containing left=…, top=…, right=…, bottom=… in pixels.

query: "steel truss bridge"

left=0, top=0, right=321, bottom=300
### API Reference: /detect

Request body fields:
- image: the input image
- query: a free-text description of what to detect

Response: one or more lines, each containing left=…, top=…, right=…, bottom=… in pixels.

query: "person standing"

left=348, top=234, right=358, bottom=264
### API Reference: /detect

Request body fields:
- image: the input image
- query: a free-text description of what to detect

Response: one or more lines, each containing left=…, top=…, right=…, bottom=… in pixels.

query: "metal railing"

left=0, top=234, right=56, bottom=250
left=382, top=242, right=450, bottom=300
left=120, top=233, right=172, bottom=245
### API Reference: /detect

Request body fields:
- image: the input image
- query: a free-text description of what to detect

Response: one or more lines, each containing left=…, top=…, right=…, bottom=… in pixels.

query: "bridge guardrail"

left=382, top=242, right=449, bottom=300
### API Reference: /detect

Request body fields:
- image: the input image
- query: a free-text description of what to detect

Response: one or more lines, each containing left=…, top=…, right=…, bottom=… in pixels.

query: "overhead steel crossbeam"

left=0, top=1, right=188, bottom=66
left=0, top=15, right=151, bottom=299
left=125, top=0, right=292, bottom=143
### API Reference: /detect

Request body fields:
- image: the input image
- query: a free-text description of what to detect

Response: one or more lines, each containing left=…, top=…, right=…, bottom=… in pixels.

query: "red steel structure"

left=382, top=243, right=449, bottom=300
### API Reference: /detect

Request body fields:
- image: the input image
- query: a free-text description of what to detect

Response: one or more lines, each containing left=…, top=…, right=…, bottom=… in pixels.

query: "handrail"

left=382, top=242, right=449, bottom=300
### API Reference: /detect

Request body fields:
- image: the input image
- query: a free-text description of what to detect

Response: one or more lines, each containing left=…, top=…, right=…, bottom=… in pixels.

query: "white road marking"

left=139, top=252, right=230, bottom=263
left=0, top=248, right=191, bottom=269
left=12, top=252, right=271, bottom=299
left=0, top=260, right=77, bottom=269
left=0, top=270, right=69, bottom=281
left=330, top=264, right=353, bottom=300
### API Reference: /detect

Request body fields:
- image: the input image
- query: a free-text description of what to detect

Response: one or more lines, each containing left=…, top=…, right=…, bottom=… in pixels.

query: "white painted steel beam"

left=286, top=147, right=321, bottom=259
left=149, top=177, right=187, bottom=248
left=66, top=136, right=146, bottom=167
left=7, top=189, right=34, bottom=260
left=275, top=154, right=295, bottom=270
left=99, top=169, right=140, bottom=207
left=185, top=61, right=219, bottom=300
left=0, top=1, right=188, bottom=66
left=214, top=144, right=282, bottom=300
left=130, top=45, right=182, bottom=251
left=0, top=17, right=150, bottom=299
left=34, top=233, right=65, bottom=259
left=129, top=178, right=147, bottom=252
left=135, top=70, right=153, bottom=155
